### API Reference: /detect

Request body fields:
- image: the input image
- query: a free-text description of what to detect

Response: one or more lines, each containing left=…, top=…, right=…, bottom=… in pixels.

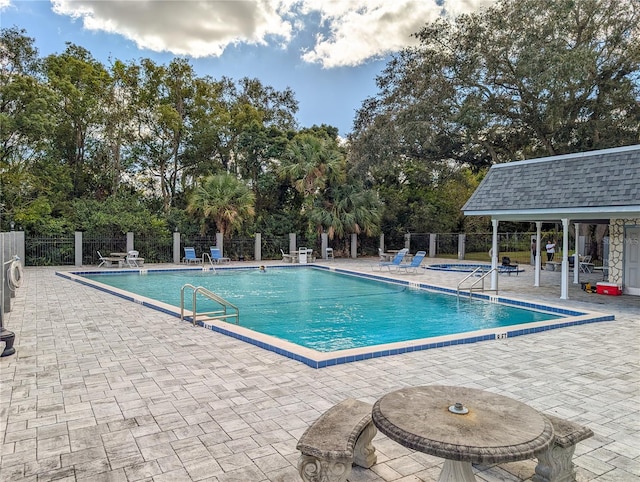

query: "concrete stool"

left=297, top=399, right=377, bottom=482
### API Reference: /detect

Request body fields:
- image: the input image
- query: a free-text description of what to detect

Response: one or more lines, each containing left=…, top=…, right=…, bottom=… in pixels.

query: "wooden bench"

left=296, top=399, right=377, bottom=482
left=533, top=414, right=594, bottom=482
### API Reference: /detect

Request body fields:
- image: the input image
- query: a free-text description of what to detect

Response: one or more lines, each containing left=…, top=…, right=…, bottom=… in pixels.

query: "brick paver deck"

left=1, top=259, right=638, bottom=481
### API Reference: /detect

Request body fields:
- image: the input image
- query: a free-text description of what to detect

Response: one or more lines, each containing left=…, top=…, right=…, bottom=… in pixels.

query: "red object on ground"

left=596, top=282, right=622, bottom=296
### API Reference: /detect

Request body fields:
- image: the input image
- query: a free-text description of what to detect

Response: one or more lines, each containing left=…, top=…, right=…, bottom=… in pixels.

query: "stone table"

left=372, top=385, right=554, bottom=482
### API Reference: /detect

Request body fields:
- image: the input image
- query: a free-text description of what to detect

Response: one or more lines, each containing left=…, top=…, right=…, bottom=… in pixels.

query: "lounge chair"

left=393, top=251, right=426, bottom=273
left=183, top=247, right=202, bottom=264
left=373, top=248, right=408, bottom=271
left=501, top=256, right=519, bottom=275
left=126, top=250, right=144, bottom=268
left=579, top=255, right=594, bottom=273
left=210, top=247, right=230, bottom=264
left=280, top=249, right=295, bottom=263
left=97, top=250, right=108, bottom=268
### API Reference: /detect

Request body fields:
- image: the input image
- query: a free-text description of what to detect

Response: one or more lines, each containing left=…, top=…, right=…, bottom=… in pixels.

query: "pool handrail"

left=457, top=267, right=499, bottom=299
left=180, top=283, right=239, bottom=326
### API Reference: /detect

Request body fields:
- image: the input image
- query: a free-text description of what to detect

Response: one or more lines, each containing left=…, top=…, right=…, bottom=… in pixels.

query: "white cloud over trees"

left=10, top=0, right=497, bottom=67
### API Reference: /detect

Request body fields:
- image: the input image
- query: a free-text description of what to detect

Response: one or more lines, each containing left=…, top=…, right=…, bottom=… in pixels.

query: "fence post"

left=321, top=233, right=328, bottom=259
left=173, top=231, right=181, bottom=264
left=458, top=234, right=466, bottom=260
left=75, top=231, right=83, bottom=267
left=1, top=233, right=10, bottom=313
left=429, top=233, right=437, bottom=258
left=351, top=233, right=358, bottom=259
left=255, top=233, right=261, bottom=262
left=216, top=233, right=223, bottom=254
left=379, top=234, right=385, bottom=252
left=126, top=232, right=134, bottom=252
left=404, top=233, right=411, bottom=250
left=289, top=233, right=296, bottom=254
left=0, top=232, right=16, bottom=357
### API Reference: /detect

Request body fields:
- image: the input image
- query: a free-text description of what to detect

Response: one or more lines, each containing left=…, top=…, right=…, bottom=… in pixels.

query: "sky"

left=1, top=0, right=496, bottom=136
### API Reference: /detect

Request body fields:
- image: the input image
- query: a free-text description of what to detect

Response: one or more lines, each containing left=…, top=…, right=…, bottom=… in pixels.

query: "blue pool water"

left=81, top=267, right=558, bottom=352
left=427, top=263, right=524, bottom=273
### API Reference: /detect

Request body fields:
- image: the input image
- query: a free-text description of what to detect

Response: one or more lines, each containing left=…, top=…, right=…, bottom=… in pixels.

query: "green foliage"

left=14, top=197, right=70, bottom=235
left=2, top=4, right=638, bottom=242
left=187, top=174, right=255, bottom=238
left=348, top=0, right=639, bottom=236
left=70, top=195, right=168, bottom=237
left=351, top=0, right=639, bottom=172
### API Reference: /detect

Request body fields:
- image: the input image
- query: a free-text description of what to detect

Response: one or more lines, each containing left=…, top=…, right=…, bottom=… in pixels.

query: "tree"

left=309, top=183, right=381, bottom=240
left=280, top=133, right=346, bottom=205
left=132, top=58, right=197, bottom=213
left=350, top=0, right=640, bottom=174
left=43, top=44, right=112, bottom=197
left=186, top=174, right=255, bottom=238
left=347, top=0, right=639, bottom=235
left=0, top=27, right=59, bottom=230
left=0, top=27, right=53, bottom=166
left=98, top=59, right=141, bottom=196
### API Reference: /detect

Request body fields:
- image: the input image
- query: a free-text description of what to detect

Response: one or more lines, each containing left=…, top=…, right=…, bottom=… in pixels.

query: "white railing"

left=457, top=267, right=499, bottom=300
left=180, top=284, right=239, bottom=326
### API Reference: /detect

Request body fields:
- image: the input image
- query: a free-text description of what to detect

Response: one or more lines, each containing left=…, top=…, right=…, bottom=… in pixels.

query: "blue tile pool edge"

left=56, top=266, right=616, bottom=369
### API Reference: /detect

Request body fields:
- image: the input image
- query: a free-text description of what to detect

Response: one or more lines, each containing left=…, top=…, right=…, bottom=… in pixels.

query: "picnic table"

left=372, top=385, right=554, bottom=482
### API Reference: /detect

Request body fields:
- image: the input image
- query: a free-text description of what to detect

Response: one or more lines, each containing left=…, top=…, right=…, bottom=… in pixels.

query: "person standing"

left=545, top=239, right=556, bottom=262
left=531, top=239, right=537, bottom=258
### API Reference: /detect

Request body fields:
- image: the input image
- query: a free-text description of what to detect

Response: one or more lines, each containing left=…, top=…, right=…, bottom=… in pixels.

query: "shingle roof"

left=462, top=145, right=640, bottom=218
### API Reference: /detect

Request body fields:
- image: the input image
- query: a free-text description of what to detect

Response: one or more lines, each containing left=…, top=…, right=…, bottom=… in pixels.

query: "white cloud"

left=298, top=0, right=498, bottom=68
left=47, top=0, right=496, bottom=67
left=0, top=0, right=12, bottom=10
left=51, top=0, right=293, bottom=57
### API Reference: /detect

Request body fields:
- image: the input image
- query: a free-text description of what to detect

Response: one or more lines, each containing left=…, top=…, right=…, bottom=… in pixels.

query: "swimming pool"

left=427, top=263, right=525, bottom=273
left=59, top=266, right=614, bottom=368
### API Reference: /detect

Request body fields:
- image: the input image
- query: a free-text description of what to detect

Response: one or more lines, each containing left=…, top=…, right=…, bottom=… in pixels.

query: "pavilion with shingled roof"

left=462, top=144, right=640, bottom=298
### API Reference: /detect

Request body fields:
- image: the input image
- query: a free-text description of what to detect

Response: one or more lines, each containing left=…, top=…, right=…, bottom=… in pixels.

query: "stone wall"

left=608, top=218, right=640, bottom=286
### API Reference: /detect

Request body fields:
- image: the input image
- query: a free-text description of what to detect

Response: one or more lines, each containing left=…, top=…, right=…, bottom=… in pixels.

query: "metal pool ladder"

left=180, top=284, right=239, bottom=326
left=457, top=267, right=499, bottom=299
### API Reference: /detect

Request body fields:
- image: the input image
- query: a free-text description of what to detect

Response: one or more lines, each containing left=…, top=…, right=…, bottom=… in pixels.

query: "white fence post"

left=321, top=233, right=328, bottom=259
left=351, top=233, right=358, bottom=259
left=75, top=231, right=82, bottom=267
left=173, top=231, right=181, bottom=264
left=255, top=233, right=261, bottom=261
left=289, top=233, right=296, bottom=254
left=458, top=234, right=466, bottom=260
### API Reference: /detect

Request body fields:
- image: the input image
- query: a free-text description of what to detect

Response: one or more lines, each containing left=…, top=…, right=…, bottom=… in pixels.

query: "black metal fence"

left=85, top=236, right=127, bottom=266
left=261, top=235, right=289, bottom=260
left=135, top=236, right=174, bottom=263
left=26, top=236, right=75, bottom=266
left=20, top=230, right=593, bottom=266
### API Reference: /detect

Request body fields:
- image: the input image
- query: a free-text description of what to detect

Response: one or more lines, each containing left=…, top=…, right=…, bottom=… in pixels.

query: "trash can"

left=298, top=247, right=308, bottom=264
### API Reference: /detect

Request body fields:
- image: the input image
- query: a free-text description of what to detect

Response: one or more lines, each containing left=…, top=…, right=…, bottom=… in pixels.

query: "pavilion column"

left=574, top=223, right=580, bottom=284
left=534, top=222, right=542, bottom=287
left=561, top=218, right=570, bottom=299
left=491, top=219, right=499, bottom=291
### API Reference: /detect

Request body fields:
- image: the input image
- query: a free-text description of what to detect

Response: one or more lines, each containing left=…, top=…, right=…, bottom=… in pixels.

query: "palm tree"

left=279, top=134, right=346, bottom=206
left=309, top=183, right=382, bottom=253
left=187, top=173, right=255, bottom=237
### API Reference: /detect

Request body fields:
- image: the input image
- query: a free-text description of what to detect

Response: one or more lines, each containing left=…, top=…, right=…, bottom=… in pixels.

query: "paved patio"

left=1, top=258, right=638, bottom=481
